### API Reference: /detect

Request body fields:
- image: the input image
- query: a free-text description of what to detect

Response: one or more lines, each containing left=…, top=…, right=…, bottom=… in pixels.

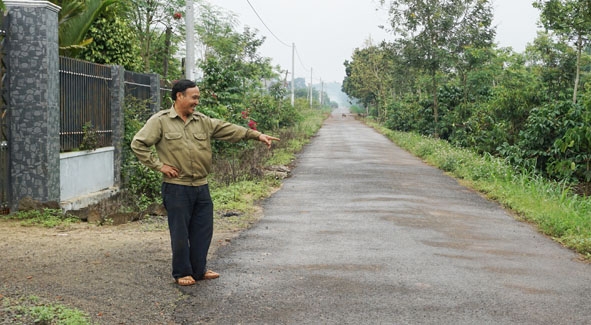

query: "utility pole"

left=309, top=68, right=313, bottom=108
left=185, top=0, right=195, bottom=80
left=291, top=43, right=295, bottom=107
left=320, top=79, right=324, bottom=106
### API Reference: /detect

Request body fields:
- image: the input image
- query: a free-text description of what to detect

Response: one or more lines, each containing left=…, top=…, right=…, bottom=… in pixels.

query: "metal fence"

left=124, top=71, right=151, bottom=106
left=59, top=57, right=113, bottom=152
left=160, top=86, right=172, bottom=110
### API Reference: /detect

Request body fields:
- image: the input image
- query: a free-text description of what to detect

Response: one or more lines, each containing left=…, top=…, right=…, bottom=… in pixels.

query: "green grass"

left=367, top=120, right=591, bottom=258
left=2, top=295, right=91, bottom=325
left=0, top=208, right=80, bottom=228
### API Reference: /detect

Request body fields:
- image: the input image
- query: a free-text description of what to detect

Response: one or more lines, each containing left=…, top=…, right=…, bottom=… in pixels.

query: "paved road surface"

left=176, top=111, right=591, bottom=324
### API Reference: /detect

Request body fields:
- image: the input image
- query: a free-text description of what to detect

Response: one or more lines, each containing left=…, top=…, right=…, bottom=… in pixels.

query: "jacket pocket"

left=193, top=133, right=207, bottom=141
left=164, top=132, right=182, bottom=140
left=164, top=132, right=184, bottom=153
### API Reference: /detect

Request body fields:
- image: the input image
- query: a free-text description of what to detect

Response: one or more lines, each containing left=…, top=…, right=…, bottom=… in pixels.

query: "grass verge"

left=366, top=120, right=591, bottom=259
left=0, top=209, right=79, bottom=229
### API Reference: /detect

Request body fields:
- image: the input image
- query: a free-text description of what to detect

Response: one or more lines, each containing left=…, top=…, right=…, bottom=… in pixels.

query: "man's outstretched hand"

left=258, top=134, right=280, bottom=149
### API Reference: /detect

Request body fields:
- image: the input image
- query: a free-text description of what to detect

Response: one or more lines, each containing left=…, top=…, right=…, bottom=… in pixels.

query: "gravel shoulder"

left=0, top=212, right=253, bottom=324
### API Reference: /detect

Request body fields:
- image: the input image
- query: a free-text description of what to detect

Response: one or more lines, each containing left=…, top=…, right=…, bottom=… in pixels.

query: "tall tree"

left=379, top=0, right=495, bottom=136
left=525, top=31, right=578, bottom=101
left=534, top=0, right=591, bottom=103
left=195, top=6, right=276, bottom=110
left=124, top=0, right=184, bottom=72
left=342, top=40, right=397, bottom=119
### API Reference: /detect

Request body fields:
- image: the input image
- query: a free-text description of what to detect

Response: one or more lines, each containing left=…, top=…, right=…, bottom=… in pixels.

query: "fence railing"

left=160, top=86, right=172, bottom=110
left=124, top=71, right=151, bottom=106
left=59, top=57, right=112, bottom=152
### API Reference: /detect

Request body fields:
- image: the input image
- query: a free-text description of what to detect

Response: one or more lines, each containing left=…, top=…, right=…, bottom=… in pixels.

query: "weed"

left=80, top=121, right=99, bottom=151
left=2, top=295, right=90, bottom=325
left=1, top=209, right=79, bottom=228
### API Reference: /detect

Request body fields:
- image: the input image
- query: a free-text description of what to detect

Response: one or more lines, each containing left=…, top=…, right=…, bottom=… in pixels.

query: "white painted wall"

left=60, top=147, right=115, bottom=201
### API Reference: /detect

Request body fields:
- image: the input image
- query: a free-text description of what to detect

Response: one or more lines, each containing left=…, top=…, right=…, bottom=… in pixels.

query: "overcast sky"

left=207, top=0, right=540, bottom=84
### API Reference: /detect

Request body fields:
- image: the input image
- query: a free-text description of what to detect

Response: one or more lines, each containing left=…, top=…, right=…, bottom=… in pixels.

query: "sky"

left=207, top=0, right=541, bottom=84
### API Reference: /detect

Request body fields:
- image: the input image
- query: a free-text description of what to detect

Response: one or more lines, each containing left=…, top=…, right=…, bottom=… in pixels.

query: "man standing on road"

left=131, top=79, right=280, bottom=286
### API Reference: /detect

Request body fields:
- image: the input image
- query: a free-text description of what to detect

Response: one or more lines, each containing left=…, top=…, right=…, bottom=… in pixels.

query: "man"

left=131, top=79, right=279, bottom=286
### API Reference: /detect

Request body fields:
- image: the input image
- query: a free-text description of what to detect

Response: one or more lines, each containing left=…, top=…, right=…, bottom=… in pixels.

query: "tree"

left=342, top=41, right=395, bottom=119
left=525, top=31, right=578, bottom=101
left=124, top=0, right=184, bottom=72
left=534, top=0, right=591, bottom=103
left=379, top=0, right=495, bottom=136
left=77, top=8, right=143, bottom=71
left=52, top=0, right=117, bottom=56
left=195, top=6, right=276, bottom=111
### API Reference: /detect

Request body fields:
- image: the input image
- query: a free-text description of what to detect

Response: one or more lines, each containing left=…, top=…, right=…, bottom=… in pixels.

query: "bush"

left=121, top=96, right=162, bottom=209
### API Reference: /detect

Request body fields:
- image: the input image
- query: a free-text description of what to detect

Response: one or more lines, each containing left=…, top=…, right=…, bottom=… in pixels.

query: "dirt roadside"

left=0, top=210, right=257, bottom=324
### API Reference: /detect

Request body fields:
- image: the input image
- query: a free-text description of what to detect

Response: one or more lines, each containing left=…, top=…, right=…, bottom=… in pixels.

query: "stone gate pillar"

left=5, top=0, right=61, bottom=210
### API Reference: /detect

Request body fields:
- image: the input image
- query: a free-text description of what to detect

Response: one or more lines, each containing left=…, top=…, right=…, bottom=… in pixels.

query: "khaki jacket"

left=131, top=107, right=262, bottom=186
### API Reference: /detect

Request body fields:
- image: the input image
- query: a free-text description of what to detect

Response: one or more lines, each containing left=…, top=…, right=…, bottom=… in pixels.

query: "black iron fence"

left=124, top=71, right=151, bottom=107
left=161, top=85, right=172, bottom=110
left=59, top=57, right=112, bottom=152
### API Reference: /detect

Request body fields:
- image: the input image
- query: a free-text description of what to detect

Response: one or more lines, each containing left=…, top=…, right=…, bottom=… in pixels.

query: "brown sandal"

left=175, top=275, right=196, bottom=286
left=202, top=270, right=219, bottom=280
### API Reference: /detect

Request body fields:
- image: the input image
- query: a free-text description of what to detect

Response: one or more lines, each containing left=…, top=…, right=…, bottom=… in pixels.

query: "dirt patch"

left=0, top=211, right=258, bottom=324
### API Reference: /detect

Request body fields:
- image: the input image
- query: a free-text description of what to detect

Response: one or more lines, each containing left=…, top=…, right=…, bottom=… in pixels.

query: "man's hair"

left=171, top=79, right=197, bottom=100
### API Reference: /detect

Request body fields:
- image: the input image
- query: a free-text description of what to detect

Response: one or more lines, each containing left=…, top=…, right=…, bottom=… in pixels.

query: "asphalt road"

left=175, top=110, right=591, bottom=324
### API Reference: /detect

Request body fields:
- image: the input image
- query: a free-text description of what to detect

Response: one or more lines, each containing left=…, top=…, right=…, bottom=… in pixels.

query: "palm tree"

left=51, top=0, right=117, bottom=56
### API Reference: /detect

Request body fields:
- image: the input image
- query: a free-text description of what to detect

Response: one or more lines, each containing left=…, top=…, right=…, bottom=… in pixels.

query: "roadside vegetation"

left=342, top=1, right=591, bottom=259
left=366, top=120, right=591, bottom=259
left=1, top=295, right=91, bottom=325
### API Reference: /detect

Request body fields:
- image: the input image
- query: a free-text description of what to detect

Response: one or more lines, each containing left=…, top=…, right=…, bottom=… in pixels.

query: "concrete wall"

left=3, top=0, right=161, bottom=212
left=59, top=147, right=115, bottom=201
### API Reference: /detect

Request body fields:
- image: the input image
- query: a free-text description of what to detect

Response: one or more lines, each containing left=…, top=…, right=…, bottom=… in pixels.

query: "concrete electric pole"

left=185, top=0, right=195, bottom=80
left=291, top=43, right=295, bottom=107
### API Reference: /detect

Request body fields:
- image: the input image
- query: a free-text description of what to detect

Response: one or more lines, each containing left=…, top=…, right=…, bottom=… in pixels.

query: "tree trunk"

left=163, top=27, right=172, bottom=79
left=432, top=69, right=439, bottom=138
left=573, top=34, right=582, bottom=104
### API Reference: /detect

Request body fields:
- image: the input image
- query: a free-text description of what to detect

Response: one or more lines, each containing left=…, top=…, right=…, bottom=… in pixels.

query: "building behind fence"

left=1, top=0, right=166, bottom=213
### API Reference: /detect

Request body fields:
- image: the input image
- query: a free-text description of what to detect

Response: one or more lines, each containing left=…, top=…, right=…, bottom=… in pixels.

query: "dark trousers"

left=162, top=182, right=213, bottom=280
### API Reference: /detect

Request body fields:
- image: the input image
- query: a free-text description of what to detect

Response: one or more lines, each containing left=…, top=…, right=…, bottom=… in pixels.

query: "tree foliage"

left=377, top=0, right=495, bottom=136
left=52, top=0, right=117, bottom=56
left=77, top=9, right=143, bottom=71
left=342, top=0, right=591, bottom=186
left=533, top=0, right=591, bottom=103
left=123, top=0, right=185, bottom=73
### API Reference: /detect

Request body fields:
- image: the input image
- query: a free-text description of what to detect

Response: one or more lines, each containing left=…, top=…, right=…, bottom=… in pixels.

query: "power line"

left=242, top=0, right=320, bottom=83
left=294, top=45, right=308, bottom=72
left=245, top=0, right=291, bottom=48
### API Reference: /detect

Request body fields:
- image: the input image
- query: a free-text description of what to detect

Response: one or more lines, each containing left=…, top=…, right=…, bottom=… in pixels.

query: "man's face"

left=175, top=86, right=200, bottom=117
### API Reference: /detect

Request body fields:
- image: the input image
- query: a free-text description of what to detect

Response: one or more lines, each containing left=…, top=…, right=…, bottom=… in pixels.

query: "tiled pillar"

left=5, top=0, right=61, bottom=209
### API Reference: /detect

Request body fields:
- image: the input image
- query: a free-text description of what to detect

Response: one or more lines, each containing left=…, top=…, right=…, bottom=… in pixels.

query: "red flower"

left=241, top=111, right=249, bottom=119
left=173, top=12, right=182, bottom=20
left=248, top=119, right=257, bottom=130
